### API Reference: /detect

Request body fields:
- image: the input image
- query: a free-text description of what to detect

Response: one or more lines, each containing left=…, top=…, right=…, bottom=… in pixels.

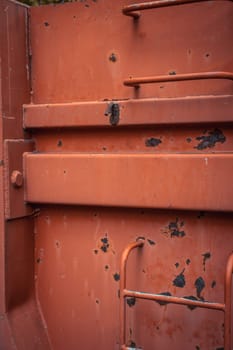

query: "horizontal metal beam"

left=23, top=95, right=233, bottom=128
left=24, top=153, right=233, bottom=211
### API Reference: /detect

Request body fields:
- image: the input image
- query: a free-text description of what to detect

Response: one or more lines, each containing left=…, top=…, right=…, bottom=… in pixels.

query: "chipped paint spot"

left=211, top=280, right=216, bottom=288
left=109, top=53, right=117, bottom=62
left=202, top=252, right=211, bottom=271
left=195, top=276, right=205, bottom=299
left=194, top=128, right=226, bottom=150
left=145, top=138, right=162, bottom=147
left=127, top=297, right=136, bottom=307
left=100, top=235, right=109, bottom=253
left=164, top=218, right=186, bottom=238
left=173, top=269, right=185, bottom=288
left=113, top=273, right=120, bottom=281
left=147, top=239, right=155, bottom=245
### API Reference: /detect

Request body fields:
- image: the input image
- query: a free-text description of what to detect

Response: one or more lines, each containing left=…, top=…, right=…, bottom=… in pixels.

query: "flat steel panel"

left=24, top=153, right=233, bottom=211
left=30, top=1, right=233, bottom=103
left=24, top=95, right=233, bottom=129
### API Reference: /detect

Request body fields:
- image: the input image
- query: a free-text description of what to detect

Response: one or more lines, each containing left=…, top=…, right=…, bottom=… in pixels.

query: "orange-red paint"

left=0, top=0, right=233, bottom=349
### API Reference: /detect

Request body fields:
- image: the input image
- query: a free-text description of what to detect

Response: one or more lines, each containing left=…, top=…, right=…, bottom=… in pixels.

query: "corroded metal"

left=120, top=241, right=233, bottom=349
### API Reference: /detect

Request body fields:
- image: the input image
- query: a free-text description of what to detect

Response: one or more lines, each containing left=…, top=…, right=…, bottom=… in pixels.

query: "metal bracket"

left=4, top=139, right=35, bottom=220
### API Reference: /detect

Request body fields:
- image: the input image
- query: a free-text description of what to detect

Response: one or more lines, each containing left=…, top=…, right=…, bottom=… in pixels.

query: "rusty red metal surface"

left=24, top=153, right=233, bottom=211
left=23, top=95, right=233, bottom=128
left=0, top=0, right=233, bottom=349
left=120, top=241, right=233, bottom=349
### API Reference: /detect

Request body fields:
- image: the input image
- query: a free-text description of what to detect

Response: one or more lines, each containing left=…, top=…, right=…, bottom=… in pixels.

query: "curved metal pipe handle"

left=124, top=71, right=233, bottom=88
left=120, top=240, right=145, bottom=349
left=122, top=0, right=233, bottom=19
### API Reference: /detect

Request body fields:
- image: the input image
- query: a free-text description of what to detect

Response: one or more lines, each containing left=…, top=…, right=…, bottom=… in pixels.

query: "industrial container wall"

left=0, top=1, right=233, bottom=349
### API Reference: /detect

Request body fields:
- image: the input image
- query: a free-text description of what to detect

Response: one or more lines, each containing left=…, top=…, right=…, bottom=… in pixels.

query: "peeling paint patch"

left=202, top=252, right=211, bottom=271
left=173, top=270, right=185, bottom=288
left=165, top=218, right=186, bottom=238
left=127, top=297, right=136, bottom=307
left=194, top=128, right=226, bottom=150
left=195, top=276, right=205, bottom=299
left=147, top=239, right=156, bottom=245
left=113, top=273, right=120, bottom=281
left=145, top=138, right=162, bottom=147
left=211, top=280, right=216, bottom=288
left=109, top=53, right=117, bottom=62
left=100, top=235, right=109, bottom=253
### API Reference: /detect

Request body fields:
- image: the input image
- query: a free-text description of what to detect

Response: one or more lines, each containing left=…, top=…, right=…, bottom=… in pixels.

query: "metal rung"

left=123, top=71, right=233, bottom=88
left=122, top=0, right=233, bottom=19
left=120, top=240, right=233, bottom=350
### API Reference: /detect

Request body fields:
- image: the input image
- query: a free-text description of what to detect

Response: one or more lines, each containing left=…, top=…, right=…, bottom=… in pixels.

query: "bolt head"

left=11, top=170, right=23, bottom=188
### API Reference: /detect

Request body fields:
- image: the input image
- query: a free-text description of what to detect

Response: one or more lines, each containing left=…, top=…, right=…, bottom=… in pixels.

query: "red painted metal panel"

left=23, top=95, right=233, bottom=128
left=0, top=1, right=50, bottom=349
left=24, top=153, right=233, bottom=212
left=4, top=139, right=34, bottom=219
left=1, top=0, right=233, bottom=349
left=30, top=0, right=233, bottom=103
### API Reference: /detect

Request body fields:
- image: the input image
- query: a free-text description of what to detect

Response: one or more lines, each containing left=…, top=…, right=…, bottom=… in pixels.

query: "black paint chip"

left=195, top=128, right=226, bottom=150
left=100, top=236, right=109, bottom=253
left=145, top=138, right=162, bottom=147
left=211, top=280, right=216, bottom=288
left=168, top=219, right=186, bottom=238
left=173, top=270, right=186, bottom=288
left=113, top=273, right=120, bottom=281
left=147, top=239, right=156, bottom=245
left=126, top=297, right=136, bottom=307
left=195, top=276, right=205, bottom=298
